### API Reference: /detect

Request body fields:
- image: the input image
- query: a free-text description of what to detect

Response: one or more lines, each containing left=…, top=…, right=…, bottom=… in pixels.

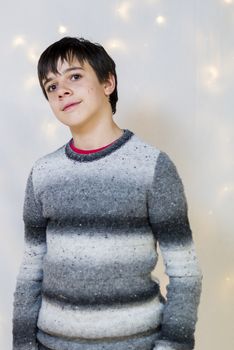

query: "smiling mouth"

left=63, top=102, right=81, bottom=111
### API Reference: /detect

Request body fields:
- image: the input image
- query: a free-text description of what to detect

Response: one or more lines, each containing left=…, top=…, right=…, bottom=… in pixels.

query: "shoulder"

left=31, top=143, right=67, bottom=172
left=129, top=132, right=183, bottom=185
left=26, top=143, right=67, bottom=190
left=130, top=132, right=175, bottom=167
left=129, top=133, right=161, bottom=160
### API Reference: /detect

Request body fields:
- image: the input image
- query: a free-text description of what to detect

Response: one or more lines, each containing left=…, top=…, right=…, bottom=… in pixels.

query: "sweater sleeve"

left=12, top=167, right=48, bottom=350
left=147, top=151, right=203, bottom=350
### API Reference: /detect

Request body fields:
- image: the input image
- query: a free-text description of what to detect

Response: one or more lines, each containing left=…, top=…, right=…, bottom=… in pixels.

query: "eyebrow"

left=43, top=66, right=85, bottom=87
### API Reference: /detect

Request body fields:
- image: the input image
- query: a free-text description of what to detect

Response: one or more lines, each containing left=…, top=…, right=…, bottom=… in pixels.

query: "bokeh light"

left=58, top=25, right=68, bottom=34
left=115, top=1, right=132, bottom=21
left=105, top=38, right=127, bottom=51
left=155, top=15, right=166, bottom=25
left=12, top=36, right=26, bottom=47
left=27, top=47, right=40, bottom=63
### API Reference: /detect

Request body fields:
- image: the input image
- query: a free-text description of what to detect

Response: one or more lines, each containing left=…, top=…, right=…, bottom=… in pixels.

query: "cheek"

left=87, top=87, right=104, bottom=103
left=87, top=87, right=95, bottom=96
left=48, top=99, right=58, bottom=111
left=49, top=103, right=61, bottom=118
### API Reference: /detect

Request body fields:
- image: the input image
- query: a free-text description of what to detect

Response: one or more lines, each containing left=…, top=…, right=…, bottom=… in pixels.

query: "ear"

left=103, top=73, right=115, bottom=97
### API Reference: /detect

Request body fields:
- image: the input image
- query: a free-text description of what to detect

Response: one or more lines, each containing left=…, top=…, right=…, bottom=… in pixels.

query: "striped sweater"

left=12, top=128, right=203, bottom=350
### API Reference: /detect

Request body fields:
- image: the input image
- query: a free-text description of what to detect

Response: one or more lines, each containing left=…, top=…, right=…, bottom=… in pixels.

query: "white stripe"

left=37, top=296, right=164, bottom=339
left=47, top=231, right=157, bottom=264
left=18, top=241, right=46, bottom=280
left=160, top=242, right=202, bottom=277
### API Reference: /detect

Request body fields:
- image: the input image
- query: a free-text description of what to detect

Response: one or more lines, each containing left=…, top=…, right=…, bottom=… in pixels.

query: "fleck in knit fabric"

left=12, top=129, right=203, bottom=350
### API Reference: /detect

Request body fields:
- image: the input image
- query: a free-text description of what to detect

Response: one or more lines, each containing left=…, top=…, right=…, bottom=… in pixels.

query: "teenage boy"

left=12, top=36, right=203, bottom=350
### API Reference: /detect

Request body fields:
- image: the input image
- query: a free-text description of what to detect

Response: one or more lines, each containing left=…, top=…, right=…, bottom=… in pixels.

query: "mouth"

left=63, top=102, right=81, bottom=111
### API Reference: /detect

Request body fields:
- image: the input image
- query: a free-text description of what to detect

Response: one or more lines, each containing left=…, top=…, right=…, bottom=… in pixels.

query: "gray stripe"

left=37, top=325, right=162, bottom=350
left=65, top=129, right=134, bottom=162
left=42, top=274, right=161, bottom=306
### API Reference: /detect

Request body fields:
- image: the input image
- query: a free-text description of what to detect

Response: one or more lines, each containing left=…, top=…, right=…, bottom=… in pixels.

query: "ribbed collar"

left=64, top=129, right=134, bottom=162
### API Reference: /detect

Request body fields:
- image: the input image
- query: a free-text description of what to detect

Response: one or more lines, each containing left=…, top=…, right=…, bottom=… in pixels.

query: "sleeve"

left=12, top=167, right=48, bottom=350
left=147, top=151, right=203, bottom=350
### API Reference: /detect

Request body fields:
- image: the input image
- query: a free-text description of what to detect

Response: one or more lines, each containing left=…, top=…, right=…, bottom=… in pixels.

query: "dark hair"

left=37, top=36, right=118, bottom=114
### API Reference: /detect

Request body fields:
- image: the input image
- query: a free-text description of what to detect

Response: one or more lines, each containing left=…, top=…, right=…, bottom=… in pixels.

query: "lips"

left=63, top=102, right=81, bottom=111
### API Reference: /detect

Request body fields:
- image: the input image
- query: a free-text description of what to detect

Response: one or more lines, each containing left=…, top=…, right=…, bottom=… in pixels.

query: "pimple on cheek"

left=87, top=87, right=94, bottom=94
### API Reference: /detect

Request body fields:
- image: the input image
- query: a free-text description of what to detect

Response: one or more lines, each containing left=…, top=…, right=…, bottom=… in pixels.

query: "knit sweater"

left=12, top=128, right=203, bottom=350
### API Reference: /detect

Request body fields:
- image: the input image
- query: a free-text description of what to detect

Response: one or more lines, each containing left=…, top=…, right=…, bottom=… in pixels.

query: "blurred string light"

left=201, top=64, right=221, bottom=91
left=105, top=38, right=126, bottom=51
left=11, top=35, right=40, bottom=65
left=12, top=26, right=69, bottom=66
left=27, top=47, right=40, bottom=63
left=12, top=35, right=26, bottom=47
left=223, top=0, right=233, bottom=4
left=219, top=184, right=234, bottom=196
left=115, top=1, right=132, bottom=21
left=224, top=275, right=234, bottom=288
left=12, top=35, right=39, bottom=65
left=58, top=25, right=68, bottom=34
left=155, top=15, right=166, bottom=26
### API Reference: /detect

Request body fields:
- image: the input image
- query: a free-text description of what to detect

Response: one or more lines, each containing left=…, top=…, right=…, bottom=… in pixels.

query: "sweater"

left=12, top=128, right=203, bottom=350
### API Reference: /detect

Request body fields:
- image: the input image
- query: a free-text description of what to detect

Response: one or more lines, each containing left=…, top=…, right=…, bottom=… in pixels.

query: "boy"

left=12, top=36, right=203, bottom=350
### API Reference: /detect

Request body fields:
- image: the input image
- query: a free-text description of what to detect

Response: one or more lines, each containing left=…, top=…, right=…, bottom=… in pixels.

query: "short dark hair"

left=37, top=36, right=118, bottom=114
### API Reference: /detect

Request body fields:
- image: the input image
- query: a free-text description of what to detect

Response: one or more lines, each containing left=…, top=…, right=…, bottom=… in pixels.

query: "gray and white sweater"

left=12, top=129, right=203, bottom=350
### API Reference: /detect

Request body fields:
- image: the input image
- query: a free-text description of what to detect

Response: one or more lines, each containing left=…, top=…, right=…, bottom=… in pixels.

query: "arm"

left=147, top=151, right=203, bottom=350
left=12, top=167, right=47, bottom=350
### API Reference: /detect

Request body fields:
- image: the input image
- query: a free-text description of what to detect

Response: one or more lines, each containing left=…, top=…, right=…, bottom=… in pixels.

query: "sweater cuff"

left=153, top=340, right=193, bottom=350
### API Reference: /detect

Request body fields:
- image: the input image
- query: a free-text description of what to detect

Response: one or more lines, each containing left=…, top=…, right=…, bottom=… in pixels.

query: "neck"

left=69, top=118, right=124, bottom=151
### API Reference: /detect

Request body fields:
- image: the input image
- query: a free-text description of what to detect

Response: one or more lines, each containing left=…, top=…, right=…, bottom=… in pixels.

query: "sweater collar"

left=64, top=129, right=134, bottom=162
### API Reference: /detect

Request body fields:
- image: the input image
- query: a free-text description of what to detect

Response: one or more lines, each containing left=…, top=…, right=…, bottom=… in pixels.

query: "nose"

left=57, top=85, right=72, bottom=98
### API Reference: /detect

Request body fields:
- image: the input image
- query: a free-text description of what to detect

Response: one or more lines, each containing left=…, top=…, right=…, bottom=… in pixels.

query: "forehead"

left=43, top=56, right=91, bottom=83
left=56, top=56, right=85, bottom=72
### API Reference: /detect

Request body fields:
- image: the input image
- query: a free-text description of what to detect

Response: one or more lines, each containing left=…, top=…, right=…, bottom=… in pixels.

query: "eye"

left=47, top=84, right=56, bottom=93
left=71, top=74, right=82, bottom=80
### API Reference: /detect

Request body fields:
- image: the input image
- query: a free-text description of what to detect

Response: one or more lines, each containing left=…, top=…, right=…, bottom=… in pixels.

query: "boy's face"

left=42, top=57, right=114, bottom=131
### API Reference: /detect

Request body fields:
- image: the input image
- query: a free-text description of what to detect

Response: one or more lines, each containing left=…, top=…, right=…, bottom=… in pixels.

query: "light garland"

left=116, top=1, right=132, bottom=21
left=58, top=25, right=68, bottom=34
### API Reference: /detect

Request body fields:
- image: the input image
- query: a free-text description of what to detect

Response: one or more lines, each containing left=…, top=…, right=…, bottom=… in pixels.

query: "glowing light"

left=155, top=15, right=166, bottom=26
left=105, top=39, right=126, bottom=51
left=223, top=0, right=233, bottom=4
left=116, top=1, right=132, bottom=21
left=12, top=36, right=26, bottom=47
left=58, top=25, right=68, bottom=34
left=27, top=47, right=39, bottom=63
left=202, top=65, right=219, bottom=87
left=208, top=210, right=213, bottom=215
left=24, top=76, right=38, bottom=89
left=226, top=277, right=231, bottom=281
left=208, top=66, right=219, bottom=80
left=219, top=184, right=234, bottom=195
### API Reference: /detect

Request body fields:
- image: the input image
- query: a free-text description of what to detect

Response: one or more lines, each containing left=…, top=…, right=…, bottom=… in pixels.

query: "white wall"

left=1, top=0, right=233, bottom=349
